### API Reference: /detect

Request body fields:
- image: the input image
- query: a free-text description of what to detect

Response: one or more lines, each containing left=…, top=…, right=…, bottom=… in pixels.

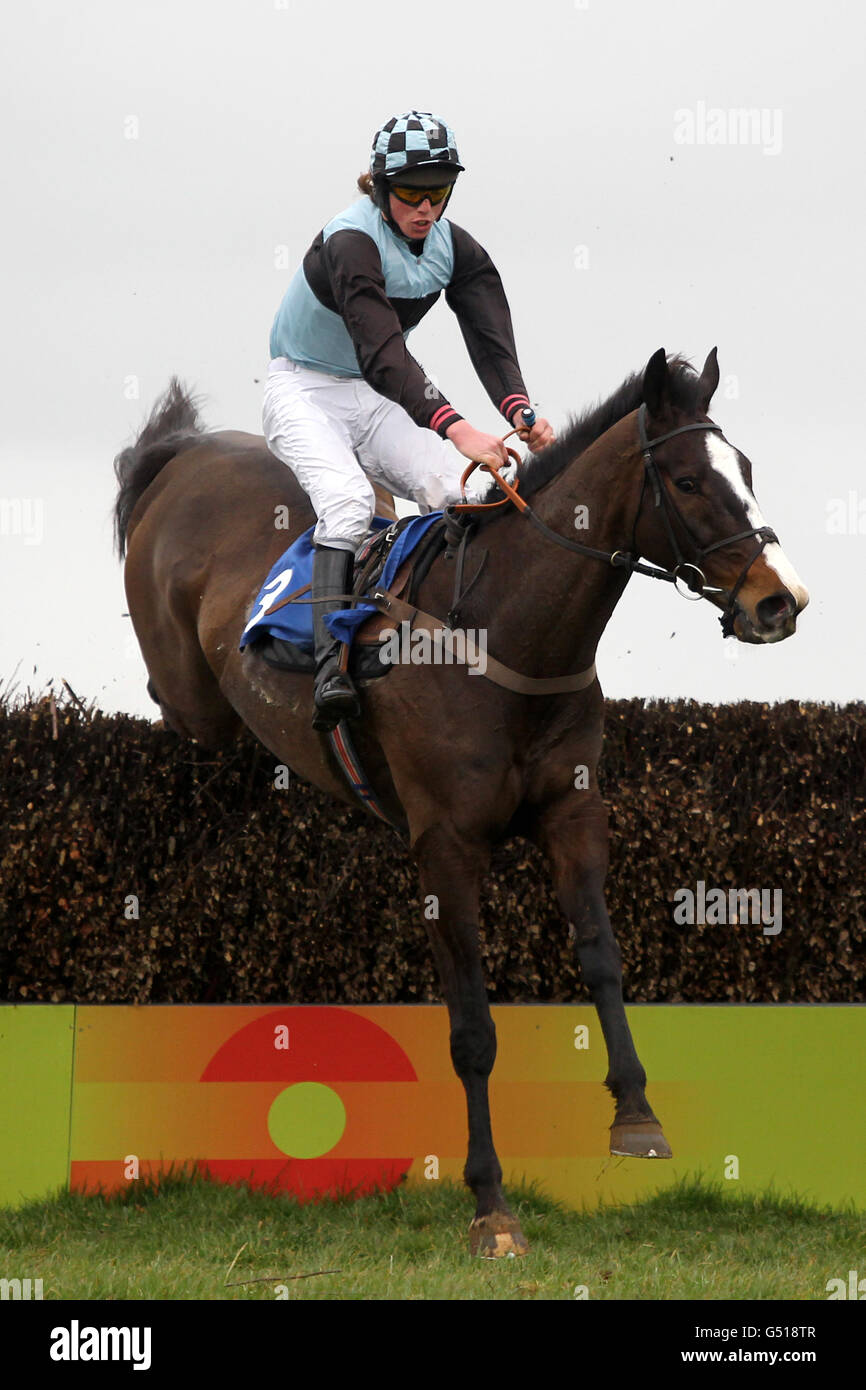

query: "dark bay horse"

left=114, top=348, right=808, bottom=1256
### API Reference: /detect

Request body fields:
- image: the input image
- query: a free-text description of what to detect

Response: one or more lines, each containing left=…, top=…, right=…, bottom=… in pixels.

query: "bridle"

left=455, top=403, right=780, bottom=633
left=632, top=404, right=779, bottom=627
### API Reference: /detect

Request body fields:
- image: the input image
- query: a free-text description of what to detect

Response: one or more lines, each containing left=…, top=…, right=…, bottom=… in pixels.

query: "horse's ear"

left=697, top=346, right=720, bottom=414
left=642, top=348, right=669, bottom=418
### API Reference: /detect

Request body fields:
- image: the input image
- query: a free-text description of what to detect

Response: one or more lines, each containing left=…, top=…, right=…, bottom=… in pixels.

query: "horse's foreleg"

left=413, top=823, right=529, bottom=1257
left=535, top=796, right=672, bottom=1159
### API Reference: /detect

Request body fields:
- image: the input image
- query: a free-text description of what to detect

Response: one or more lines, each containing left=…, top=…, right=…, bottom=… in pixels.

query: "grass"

left=1, top=1171, right=862, bottom=1301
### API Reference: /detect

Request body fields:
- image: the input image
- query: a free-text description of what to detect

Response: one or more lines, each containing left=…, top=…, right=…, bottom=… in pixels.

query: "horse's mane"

left=474, top=354, right=704, bottom=522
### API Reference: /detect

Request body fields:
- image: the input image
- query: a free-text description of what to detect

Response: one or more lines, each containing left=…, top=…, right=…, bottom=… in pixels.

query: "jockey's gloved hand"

left=512, top=411, right=555, bottom=452
left=445, top=420, right=509, bottom=469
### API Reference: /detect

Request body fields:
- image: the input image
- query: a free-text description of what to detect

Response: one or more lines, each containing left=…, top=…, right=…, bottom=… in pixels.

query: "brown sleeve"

left=445, top=222, right=532, bottom=426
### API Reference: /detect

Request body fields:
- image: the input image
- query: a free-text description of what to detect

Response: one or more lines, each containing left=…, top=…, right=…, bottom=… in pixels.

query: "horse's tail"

left=112, top=377, right=205, bottom=558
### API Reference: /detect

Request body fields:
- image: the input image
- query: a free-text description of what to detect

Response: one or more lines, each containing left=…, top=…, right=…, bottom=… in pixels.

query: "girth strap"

left=368, top=590, right=597, bottom=696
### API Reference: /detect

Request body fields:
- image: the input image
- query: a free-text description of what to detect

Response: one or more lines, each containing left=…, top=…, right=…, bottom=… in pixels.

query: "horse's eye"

left=675, top=477, right=698, bottom=494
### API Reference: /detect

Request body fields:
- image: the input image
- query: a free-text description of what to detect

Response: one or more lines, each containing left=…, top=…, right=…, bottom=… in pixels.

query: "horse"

left=113, top=346, right=809, bottom=1257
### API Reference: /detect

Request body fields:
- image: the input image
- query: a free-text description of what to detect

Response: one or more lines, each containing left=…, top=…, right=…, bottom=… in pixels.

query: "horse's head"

left=635, top=347, right=809, bottom=643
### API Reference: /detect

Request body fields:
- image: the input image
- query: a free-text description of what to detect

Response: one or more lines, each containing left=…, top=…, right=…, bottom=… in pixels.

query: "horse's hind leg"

left=137, top=613, right=241, bottom=749
left=533, top=794, right=672, bottom=1158
left=413, top=822, right=529, bottom=1257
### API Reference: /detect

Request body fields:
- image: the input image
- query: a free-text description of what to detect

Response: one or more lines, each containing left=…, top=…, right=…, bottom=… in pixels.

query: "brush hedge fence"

left=1, top=696, right=862, bottom=1004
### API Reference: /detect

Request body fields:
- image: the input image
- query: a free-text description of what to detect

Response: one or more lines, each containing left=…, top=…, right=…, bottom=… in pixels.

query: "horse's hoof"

left=609, top=1119, right=672, bottom=1158
left=469, top=1212, right=529, bottom=1258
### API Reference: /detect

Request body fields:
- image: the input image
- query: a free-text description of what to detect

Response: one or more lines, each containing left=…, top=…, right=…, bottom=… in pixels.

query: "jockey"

left=263, top=110, right=554, bottom=731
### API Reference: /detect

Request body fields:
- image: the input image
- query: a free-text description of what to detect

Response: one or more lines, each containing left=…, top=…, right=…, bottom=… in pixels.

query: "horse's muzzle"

left=729, top=589, right=803, bottom=644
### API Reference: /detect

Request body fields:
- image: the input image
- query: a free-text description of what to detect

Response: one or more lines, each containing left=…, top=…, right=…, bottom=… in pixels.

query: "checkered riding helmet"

left=370, top=111, right=464, bottom=181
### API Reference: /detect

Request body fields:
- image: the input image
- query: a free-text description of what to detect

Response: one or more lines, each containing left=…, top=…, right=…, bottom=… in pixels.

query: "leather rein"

left=453, top=403, right=779, bottom=629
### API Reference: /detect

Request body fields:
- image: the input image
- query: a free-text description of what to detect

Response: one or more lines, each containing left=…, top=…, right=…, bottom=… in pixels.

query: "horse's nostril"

left=755, top=593, right=795, bottom=628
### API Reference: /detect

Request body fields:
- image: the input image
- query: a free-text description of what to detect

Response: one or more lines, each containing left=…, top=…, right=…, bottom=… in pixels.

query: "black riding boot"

left=311, top=544, right=361, bottom=732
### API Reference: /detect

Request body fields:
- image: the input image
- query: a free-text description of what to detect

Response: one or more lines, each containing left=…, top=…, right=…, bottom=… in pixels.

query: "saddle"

left=252, top=510, right=472, bottom=681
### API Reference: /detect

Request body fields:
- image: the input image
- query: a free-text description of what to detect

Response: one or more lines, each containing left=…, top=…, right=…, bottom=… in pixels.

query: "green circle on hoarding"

left=267, top=1082, right=347, bottom=1159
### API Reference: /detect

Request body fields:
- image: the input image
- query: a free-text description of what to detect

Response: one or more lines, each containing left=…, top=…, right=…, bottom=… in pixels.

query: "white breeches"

left=262, top=357, right=473, bottom=552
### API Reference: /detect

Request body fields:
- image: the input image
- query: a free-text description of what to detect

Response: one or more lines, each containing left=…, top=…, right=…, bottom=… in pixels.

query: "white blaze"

left=704, top=434, right=809, bottom=609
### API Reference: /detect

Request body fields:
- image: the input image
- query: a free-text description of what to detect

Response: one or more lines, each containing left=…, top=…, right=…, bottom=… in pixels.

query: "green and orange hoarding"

left=1, top=1004, right=864, bottom=1211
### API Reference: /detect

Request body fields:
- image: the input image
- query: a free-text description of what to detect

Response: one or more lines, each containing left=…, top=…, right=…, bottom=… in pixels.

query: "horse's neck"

left=478, top=413, right=641, bottom=674
left=533, top=411, right=641, bottom=560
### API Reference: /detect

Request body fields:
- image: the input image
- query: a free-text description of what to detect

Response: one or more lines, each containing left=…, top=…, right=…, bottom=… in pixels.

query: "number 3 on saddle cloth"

left=239, top=511, right=445, bottom=681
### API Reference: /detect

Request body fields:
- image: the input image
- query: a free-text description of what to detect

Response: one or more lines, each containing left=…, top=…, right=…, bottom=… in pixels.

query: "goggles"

left=389, top=183, right=452, bottom=207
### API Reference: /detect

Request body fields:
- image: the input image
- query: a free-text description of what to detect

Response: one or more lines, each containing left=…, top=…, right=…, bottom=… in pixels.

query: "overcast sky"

left=2, top=0, right=863, bottom=717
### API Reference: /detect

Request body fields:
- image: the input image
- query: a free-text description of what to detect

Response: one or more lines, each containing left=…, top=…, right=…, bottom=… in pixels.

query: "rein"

left=454, top=404, right=779, bottom=627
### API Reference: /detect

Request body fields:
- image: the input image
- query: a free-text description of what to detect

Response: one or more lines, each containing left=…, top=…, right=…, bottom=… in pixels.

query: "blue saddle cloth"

left=239, top=513, right=442, bottom=653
